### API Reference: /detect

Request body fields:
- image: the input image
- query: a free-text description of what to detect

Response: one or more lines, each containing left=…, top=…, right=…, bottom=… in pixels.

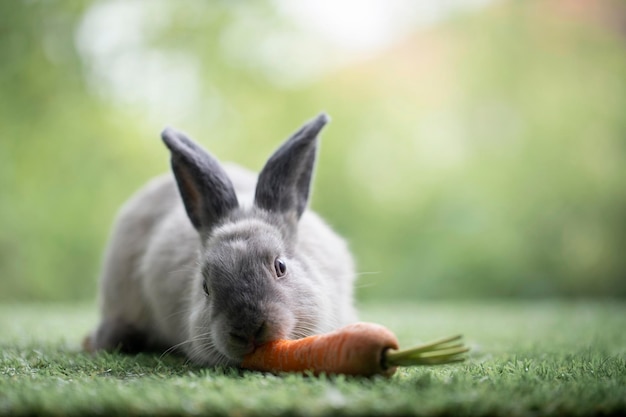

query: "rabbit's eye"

left=274, top=257, right=287, bottom=278
left=202, top=280, right=210, bottom=297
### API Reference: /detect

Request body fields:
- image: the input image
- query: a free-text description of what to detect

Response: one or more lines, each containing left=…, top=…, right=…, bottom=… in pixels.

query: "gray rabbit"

left=84, top=113, right=357, bottom=366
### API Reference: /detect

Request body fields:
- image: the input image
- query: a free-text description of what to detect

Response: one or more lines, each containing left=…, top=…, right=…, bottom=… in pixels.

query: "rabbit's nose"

left=229, top=321, right=268, bottom=352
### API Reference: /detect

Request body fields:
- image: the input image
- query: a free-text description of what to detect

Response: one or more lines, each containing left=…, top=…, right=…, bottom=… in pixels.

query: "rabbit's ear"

left=254, top=113, right=329, bottom=219
left=162, top=127, right=238, bottom=232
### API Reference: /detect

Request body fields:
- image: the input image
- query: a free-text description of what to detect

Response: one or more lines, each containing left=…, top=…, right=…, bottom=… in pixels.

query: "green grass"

left=1, top=301, right=624, bottom=416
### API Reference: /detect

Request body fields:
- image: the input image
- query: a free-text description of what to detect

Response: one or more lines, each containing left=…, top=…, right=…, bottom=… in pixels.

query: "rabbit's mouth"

left=221, top=340, right=255, bottom=361
left=219, top=325, right=291, bottom=363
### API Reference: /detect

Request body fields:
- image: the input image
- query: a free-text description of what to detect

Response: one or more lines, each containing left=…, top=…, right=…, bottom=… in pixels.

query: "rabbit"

left=84, top=113, right=358, bottom=366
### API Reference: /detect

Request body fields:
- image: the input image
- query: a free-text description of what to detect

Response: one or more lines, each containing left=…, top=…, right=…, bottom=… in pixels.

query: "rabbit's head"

left=161, top=114, right=331, bottom=365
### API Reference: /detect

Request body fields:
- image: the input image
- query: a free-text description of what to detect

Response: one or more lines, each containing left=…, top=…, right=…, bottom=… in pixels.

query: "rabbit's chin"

left=186, top=340, right=241, bottom=367
left=214, top=349, right=245, bottom=366
left=214, top=340, right=253, bottom=363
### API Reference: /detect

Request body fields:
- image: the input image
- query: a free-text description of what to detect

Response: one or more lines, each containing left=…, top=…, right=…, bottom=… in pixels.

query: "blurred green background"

left=1, top=0, right=625, bottom=302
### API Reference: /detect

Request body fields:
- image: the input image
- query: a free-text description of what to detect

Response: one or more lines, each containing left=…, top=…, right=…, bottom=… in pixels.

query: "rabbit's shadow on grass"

left=2, top=342, right=244, bottom=379
left=81, top=349, right=247, bottom=379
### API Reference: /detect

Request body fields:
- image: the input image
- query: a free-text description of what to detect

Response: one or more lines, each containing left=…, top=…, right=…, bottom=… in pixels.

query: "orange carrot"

left=241, top=322, right=468, bottom=377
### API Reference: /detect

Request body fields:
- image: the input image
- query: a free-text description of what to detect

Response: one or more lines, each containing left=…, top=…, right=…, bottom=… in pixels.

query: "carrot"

left=241, top=322, right=468, bottom=377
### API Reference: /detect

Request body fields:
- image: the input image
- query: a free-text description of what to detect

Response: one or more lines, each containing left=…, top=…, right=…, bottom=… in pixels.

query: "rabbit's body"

left=87, top=114, right=357, bottom=366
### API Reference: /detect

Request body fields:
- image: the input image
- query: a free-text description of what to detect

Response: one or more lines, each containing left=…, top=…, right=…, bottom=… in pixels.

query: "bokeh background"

left=2, top=0, right=625, bottom=303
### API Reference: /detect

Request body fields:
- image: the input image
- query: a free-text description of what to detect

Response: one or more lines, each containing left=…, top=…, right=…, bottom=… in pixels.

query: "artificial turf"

left=1, top=301, right=624, bottom=416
